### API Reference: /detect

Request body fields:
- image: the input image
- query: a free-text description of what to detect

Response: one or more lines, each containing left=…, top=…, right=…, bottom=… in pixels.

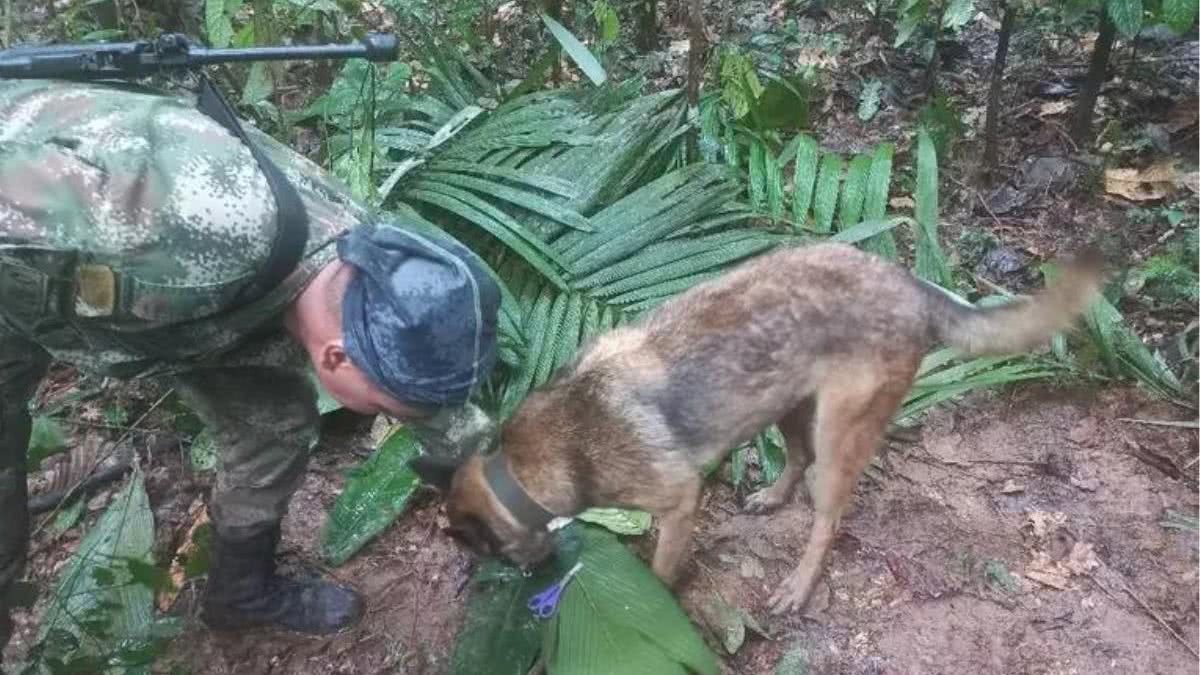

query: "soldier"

left=0, top=77, right=501, bottom=656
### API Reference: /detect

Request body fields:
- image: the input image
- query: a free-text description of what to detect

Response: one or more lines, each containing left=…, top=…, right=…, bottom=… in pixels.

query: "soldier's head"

left=291, top=221, right=500, bottom=421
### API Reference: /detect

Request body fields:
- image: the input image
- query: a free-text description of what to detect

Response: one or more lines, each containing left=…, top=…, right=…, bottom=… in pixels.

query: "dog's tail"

left=922, top=249, right=1106, bottom=357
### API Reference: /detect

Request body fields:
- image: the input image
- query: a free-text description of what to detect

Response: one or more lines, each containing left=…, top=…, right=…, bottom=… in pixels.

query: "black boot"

left=201, top=525, right=363, bottom=635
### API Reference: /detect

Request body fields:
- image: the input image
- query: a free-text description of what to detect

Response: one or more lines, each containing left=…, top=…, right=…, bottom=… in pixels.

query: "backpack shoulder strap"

left=194, top=73, right=310, bottom=305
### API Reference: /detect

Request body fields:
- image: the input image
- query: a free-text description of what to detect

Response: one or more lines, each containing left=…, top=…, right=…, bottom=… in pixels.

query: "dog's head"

left=410, top=452, right=556, bottom=570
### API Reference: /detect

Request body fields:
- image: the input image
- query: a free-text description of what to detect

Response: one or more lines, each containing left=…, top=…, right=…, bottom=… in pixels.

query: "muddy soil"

left=134, top=383, right=1197, bottom=674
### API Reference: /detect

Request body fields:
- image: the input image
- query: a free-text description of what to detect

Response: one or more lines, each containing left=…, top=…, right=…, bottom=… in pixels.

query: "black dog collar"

left=483, top=450, right=556, bottom=531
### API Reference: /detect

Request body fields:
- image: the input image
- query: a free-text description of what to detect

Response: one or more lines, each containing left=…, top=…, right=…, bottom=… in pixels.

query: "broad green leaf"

left=838, top=154, right=872, bottom=231
left=205, top=0, right=234, bottom=48
left=914, top=127, right=951, bottom=286
left=577, top=508, right=652, bottom=535
left=731, top=447, right=748, bottom=487
left=541, top=13, right=608, bottom=85
left=1162, top=0, right=1199, bottom=33
left=942, top=0, right=975, bottom=29
left=1106, top=0, right=1143, bottom=38
left=857, top=80, right=883, bottom=121
left=39, top=469, right=155, bottom=662
left=27, top=415, right=66, bottom=471
left=189, top=429, right=217, bottom=473
left=812, top=154, right=843, bottom=233
left=547, top=525, right=720, bottom=675
left=48, top=497, right=85, bottom=538
left=240, top=62, right=273, bottom=105
left=451, top=537, right=583, bottom=675
left=320, top=426, right=423, bottom=565
left=791, top=135, right=819, bottom=229
left=894, top=0, right=927, bottom=47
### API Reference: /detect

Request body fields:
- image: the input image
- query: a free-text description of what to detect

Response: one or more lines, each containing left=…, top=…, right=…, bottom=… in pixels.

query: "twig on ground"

left=1117, top=418, right=1199, bottom=429
left=31, top=389, right=174, bottom=539
left=1086, top=566, right=1199, bottom=659
left=28, top=460, right=132, bottom=514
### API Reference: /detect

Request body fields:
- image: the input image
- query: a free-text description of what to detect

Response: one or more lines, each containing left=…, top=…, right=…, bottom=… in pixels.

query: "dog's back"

left=570, top=244, right=930, bottom=465
left=563, top=241, right=1101, bottom=468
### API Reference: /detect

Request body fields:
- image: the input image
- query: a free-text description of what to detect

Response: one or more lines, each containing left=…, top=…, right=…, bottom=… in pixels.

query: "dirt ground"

left=128, top=383, right=1199, bottom=674
left=3, top=2, right=1197, bottom=674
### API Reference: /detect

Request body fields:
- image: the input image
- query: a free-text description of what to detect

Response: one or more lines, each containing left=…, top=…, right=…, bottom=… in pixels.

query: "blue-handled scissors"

left=527, top=562, right=583, bottom=619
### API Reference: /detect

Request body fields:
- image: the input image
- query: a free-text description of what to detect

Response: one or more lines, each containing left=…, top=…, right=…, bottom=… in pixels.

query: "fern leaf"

left=791, top=135, right=819, bottom=231
left=914, top=128, right=952, bottom=286
left=861, top=142, right=897, bottom=258
left=401, top=185, right=570, bottom=289
left=812, top=153, right=843, bottom=234
left=838, top=154, right=872, bottom=231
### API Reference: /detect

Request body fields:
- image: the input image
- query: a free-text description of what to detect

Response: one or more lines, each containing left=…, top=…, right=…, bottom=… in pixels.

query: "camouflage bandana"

left=337, top=221, right=500, bottom=408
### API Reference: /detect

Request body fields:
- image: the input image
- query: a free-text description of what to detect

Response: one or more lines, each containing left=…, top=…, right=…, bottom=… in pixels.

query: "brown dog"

left=412, top=241, right=1104, bottom=614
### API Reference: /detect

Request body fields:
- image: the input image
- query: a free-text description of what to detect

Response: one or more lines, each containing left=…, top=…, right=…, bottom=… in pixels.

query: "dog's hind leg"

left=766, top=363, right=914, bottom=615
left=744, top=397, right=816, bottom=513
left=650, top=475, right=703, bottom=587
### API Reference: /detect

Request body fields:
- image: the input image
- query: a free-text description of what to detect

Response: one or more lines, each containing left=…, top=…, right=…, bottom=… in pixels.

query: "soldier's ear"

left=409, top=455, right=462, bottom=492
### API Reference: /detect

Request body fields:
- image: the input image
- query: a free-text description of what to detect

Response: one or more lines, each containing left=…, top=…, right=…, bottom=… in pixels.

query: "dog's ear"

left=408, top=454, right=462, bottom=492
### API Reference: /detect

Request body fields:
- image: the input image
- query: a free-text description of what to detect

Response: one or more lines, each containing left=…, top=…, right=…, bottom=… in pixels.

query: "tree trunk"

left=637, top=0, right=657, bottom=52
left=925, top=4, right=947, bottom=94
left=982, top=0, right=1016, bottom=178
left=546, top=0, right=563, bottom=84
left=1071, top=11, right=1118, bottom=145
left=685, top=0, right=707, bottom=160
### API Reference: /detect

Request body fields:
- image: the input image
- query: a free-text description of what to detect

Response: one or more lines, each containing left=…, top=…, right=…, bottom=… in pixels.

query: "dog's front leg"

left=650, top=477, right=702, bottom=586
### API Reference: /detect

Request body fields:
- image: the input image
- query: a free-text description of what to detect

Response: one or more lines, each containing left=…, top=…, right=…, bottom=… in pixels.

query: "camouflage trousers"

left=0, top=331, right=496, bottom=654
left=0, top=335, right=326, bottom=650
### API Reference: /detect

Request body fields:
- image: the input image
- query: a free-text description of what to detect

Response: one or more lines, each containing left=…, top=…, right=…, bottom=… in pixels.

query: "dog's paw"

left=743, top=487, right=787, bottom=514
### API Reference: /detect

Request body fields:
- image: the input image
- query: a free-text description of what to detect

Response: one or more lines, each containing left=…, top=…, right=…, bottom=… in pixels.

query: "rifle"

left=0, top=32, right=398, bottom=80
left=0, top=31, right=401, bottom=313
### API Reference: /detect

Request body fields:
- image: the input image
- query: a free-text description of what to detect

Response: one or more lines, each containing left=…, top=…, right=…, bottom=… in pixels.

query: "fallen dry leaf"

left=158, top=498, right=209, bottom=612
left=1000, top=479, right=1026, bottom=494
left=1038, top=100, right=1071, bottom=117
left=1065, top=542, right=1100, bottom=576
left=1027, top=511, right=1068, bottom=539
left=1025, top=551, right=1075, bottom=590
left=1105, top=161, right=1179, bottom=202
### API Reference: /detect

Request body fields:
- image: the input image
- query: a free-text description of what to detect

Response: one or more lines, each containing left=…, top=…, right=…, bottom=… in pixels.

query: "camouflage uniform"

left=0, top=79, right=494, bottom=643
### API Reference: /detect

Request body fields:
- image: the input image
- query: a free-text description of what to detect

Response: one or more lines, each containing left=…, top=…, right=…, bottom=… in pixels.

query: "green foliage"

left=543, top=525, right=719, bottom=675
left=1160, top=0, right=1200, bottom=33
left=577, top=508, right=653, bottom=535
left=321, top=425, right=424, bottom=565
left=451, top=524, right=717, bottom=675
left=25, top=469, right=181, bottom=674
left=719, top=48, right=765, bottom=122
left=916, top=93, right=966, bottom=161
left=1131, top=228, right=1199, bottom=305
left=1105, top=0, right=1144, bottom=37
left=27, top=415, right=66, bottom=472
left=189, top=429, right=217, bottom=473
left=541, top=13, right=608, bottom=86
left=857, top=79, right=883, bottom=122
left=914, top=127, right=952, bottom=287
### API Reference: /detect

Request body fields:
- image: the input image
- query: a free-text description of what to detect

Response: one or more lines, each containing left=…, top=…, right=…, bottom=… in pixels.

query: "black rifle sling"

left=195, top=73, right=309, bottom=306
